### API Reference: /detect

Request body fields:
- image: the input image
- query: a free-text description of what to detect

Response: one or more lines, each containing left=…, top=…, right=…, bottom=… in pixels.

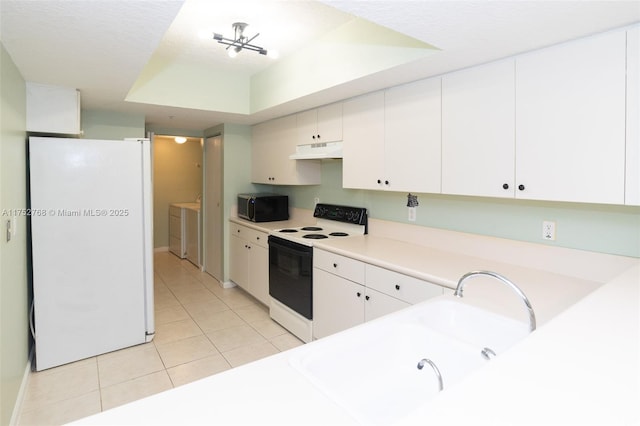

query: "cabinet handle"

left=503, top=183, right=509, bottom=190
left=356, top=292, right=361, bottom=297
left=237, top=229, right=241, bottom=233
left=377, top=179, right=381, bottom=184
left=317, top=134, right=321, bottom=139
left=256, top=236, right=260, bottom=240
left=365, top=295, right=370, bottom=301
left=518, top=184, right=525, bottom=191
left=395, top=284, right=400, bottom=290
left=333, top=263, right=338, bottom=268
left=385, top=180, right=390, bottom=185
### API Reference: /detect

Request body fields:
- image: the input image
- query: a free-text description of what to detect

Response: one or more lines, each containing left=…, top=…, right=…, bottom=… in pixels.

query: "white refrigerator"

left=28, top=136, right=154, bottom=371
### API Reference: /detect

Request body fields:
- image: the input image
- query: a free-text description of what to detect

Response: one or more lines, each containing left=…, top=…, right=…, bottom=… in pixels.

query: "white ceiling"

left=1, top=0, right=638, bottom=132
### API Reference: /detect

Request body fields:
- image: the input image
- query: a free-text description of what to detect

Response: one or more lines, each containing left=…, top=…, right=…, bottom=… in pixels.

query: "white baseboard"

left=220, top=280, right=237, bottom=289
left=154, top=246, right=169, bottom=252
left=10, top=349, right=33, bottom=426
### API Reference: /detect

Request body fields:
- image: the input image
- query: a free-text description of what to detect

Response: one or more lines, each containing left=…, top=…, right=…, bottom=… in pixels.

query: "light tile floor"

left=17, top=251, right=304, bottom=425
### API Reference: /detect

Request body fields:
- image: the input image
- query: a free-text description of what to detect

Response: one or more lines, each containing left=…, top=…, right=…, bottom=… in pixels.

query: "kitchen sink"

left=289, top=297, right=530, bottom=424
left=412, top=298, right=530, bottom=353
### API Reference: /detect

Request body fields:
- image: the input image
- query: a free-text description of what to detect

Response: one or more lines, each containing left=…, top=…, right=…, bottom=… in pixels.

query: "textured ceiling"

left=1, top=0, right=639, bottom=133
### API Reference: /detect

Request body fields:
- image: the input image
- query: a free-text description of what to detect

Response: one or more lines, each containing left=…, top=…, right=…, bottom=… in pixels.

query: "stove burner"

left=301, top=226, right=323, bottom=231
left=302, top=234, right=328, bottom=239
left=329, top=232, right=349, bottom=237
left=279, top=229, right=298, bottom=233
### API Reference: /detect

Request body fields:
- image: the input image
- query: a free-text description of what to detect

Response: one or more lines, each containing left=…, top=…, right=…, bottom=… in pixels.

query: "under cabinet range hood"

left=289, top=141, right=343, bottom=160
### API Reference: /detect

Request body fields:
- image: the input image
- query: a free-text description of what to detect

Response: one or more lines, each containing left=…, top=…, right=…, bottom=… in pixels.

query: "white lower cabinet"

left=363, top=287, right=409, bottom=322
left=313, top=249, right=446, bottom=339
left=313, top=268, right=365, bottom=339
left=229, top=222, right=270, bottom=306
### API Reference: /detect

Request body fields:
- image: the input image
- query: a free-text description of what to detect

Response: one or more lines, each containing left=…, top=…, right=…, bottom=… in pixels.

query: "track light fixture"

left=213, top=22, right=269, bottom=57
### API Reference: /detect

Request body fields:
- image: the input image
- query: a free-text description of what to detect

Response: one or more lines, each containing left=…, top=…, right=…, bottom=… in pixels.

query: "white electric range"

left=267, top=204, right=368, bottom=342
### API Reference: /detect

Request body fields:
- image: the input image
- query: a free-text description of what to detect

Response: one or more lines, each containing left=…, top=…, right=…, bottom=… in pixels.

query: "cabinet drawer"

left=230, top=222, right=244, bottom=237
left=365, top=264, right=443, bottom=304
left=314, top=249, right=365, bottom=284
left=230, top=222, right=268, bottom=248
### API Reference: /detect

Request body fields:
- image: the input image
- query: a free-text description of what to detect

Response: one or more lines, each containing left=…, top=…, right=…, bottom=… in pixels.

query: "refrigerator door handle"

left=29, top=301, right=36, bottom=339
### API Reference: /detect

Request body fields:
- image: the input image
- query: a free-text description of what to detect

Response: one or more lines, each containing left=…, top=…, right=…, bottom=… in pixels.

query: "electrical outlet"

left=408, top=207, right=416, bottom=222
left=542, top=220, right=556, bottom=241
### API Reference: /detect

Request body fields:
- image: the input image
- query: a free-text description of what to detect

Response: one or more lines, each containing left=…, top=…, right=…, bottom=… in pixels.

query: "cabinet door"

left=229, top=235, right=249, bottom=290
left=248, top=245, right=269, bottom=306
left=626, top=27, right=640, bottom=206
left=26, top=83, right=81, bottom=134
left=364, top=288, right=409, bottom=322
left=442, top=59, right=516, bottom=198
left=343, top=91, right=385, bottom=190
left=316, top=103, right=343, bottom=143
left=252, top=118, right=281, bottom=184
left=385, top=78, right=442, bottom=193
left=313, top=268, right=364, bottom=339
left=252, top=115, right=320, bottom=185
left=296, top=109, right=318, bottom=144
left=515, top=30, right=626, bottom=204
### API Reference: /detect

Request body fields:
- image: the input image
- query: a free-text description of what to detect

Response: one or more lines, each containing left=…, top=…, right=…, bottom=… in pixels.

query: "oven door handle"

left=269, top=238, right=312, bottom=257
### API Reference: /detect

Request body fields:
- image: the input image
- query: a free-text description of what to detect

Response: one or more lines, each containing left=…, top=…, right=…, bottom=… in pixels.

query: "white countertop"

left=171, top=202, right=200, bottom=212
left=74, top=218, right=639, bottom=425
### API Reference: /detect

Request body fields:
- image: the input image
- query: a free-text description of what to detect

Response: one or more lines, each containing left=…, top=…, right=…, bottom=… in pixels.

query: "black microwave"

left=237, top=193, right=289, bottom=222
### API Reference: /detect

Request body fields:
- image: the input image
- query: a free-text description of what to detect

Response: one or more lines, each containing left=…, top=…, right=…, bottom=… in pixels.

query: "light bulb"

left=174, top=137, right=187, bottom=144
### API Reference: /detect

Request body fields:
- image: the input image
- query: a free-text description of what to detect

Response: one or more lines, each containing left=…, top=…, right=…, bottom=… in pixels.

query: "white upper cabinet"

left=626, top=26, right=640, bottom=206
left=27, top=82, right=81, bottom=135
left=297, top=103, right=343, bottom=145
left=252, top=115, right=321, bottom=185
left=441, top=59, right=516, bottom=198
left=343, top=91, right=386, bottom=190
left=343, top=78, right=442, bottom=192
left=384, top=78, right=442, bottom=193
left=515, top=30, right=627, bottom=204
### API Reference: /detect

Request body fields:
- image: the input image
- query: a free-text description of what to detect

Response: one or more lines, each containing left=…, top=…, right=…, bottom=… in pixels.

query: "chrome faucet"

left=454, top=270, right=537, bottom=332
left=417, top=358, right=444, bottom=391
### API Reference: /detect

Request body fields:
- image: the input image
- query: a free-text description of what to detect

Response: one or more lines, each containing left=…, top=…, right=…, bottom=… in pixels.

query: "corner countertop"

left=73, top=218, right=639, bottom=425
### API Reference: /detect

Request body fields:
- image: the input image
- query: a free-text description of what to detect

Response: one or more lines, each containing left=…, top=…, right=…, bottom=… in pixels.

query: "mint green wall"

left=0, top=42, right=29, bottom=425
left=81, top=109, right=145, bottom=139
left=278, top=161, right=640, bottom=258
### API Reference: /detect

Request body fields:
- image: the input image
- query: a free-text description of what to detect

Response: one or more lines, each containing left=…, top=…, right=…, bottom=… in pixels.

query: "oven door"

left=268, top=236, right=313, bottom=320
